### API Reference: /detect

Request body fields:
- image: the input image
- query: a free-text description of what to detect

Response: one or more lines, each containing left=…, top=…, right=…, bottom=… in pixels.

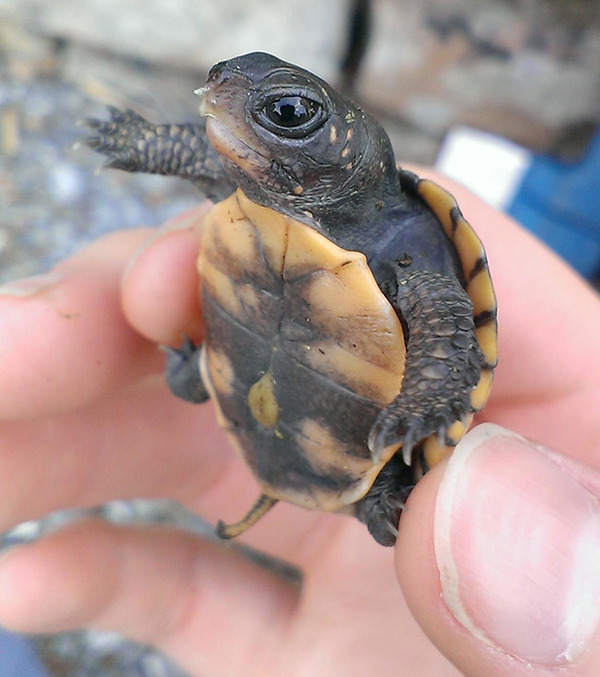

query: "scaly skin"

left=355, top=453, right=415, bottom=546
left=87, top=107, right=236, bottom=202
left=369, top=269, right=484, bottom=462
left=163, top=337, right=208, bottom=404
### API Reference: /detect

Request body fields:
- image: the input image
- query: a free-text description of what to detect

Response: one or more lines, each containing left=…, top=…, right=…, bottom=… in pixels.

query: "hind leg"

left=163, top=337, right=209, bottom=404
left=355, top=453, right=416, bottom=547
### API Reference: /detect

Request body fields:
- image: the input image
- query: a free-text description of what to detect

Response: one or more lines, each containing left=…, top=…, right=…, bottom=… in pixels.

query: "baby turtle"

left=88, top=52, right=497, bottom=546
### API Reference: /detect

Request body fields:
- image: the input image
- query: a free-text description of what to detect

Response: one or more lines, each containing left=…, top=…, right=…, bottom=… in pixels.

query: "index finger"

left=0, top=206, right=211, bottom=421
left=0, top=229, right=158, bottom=420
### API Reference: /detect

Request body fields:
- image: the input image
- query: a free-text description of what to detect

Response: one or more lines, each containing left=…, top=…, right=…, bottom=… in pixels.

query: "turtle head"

left=198, top=52, right=401, bottom=231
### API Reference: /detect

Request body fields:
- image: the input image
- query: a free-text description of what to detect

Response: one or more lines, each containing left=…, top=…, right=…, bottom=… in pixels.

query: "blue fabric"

left=508, top=129, right=600, bottom=278
left=0, top=628, right=48, bottom=676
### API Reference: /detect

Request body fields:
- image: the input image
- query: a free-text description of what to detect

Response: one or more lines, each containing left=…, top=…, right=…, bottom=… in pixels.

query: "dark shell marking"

left=199, top=190, right=407, bottom=512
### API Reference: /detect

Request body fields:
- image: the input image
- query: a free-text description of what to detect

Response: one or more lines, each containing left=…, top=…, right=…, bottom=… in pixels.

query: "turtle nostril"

left=206, top=62, right=232, bottom=86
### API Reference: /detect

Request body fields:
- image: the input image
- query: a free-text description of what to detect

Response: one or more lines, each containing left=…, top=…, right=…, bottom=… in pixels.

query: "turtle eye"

left=256, top=93, right=328, bottom=138
left=266, top=96, right=318, bottom=128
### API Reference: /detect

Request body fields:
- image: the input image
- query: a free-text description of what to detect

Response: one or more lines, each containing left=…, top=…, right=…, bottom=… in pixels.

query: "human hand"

left=0, top=174, right=599, bottom=677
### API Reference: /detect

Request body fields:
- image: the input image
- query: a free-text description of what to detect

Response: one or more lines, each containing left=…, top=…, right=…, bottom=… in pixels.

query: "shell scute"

left=199, top=190, right=407, bottom=510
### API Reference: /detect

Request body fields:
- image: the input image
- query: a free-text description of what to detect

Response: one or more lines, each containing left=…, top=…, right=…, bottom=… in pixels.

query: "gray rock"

left=0, top=0, right=348, bottom=78
left=358, top=0, right=600, bottom=151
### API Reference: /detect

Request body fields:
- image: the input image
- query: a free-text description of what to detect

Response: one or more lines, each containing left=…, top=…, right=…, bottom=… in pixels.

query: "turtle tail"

left=216, top=494, right=278, bottom=539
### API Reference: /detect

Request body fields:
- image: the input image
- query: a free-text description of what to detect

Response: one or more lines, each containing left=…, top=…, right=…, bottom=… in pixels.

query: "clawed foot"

left=163, top=337, right=208, bottom=404
left=86, top=107, right=158, bottom=172
left=355, top=454, right=414, bottom=546
left=368, top=392, right=472, bottom=466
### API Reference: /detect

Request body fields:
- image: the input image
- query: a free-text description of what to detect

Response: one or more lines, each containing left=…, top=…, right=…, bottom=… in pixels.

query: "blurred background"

left=1, top=0, right=600, bottom=674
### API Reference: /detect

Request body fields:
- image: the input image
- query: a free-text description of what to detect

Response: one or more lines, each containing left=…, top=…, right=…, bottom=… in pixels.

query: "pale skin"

left=0, top=171, right=599, bottom=677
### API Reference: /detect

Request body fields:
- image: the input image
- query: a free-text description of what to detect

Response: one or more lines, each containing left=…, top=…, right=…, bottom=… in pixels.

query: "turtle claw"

left=400, top=428, right=418, bottom=466
left=384, top=520, right=399, bottom=541
left=85, top=135, right=103, bottom=150
left=101, top=155, right=132, bottom=171
left=367, top=411, right=419, bottom=466
left=384, top=495, right=407, bottom=513
left=369, top=397, right=470, bottom=468
left=106, top=105, right=133, bottom=123
left=83, top=116, right=103, bottom=130
left=366, top=424, right=388, bottom=464
left=85, top=107, right=158, bottom=173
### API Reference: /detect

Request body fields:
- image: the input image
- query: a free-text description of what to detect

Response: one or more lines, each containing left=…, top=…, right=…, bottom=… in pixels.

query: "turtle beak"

left=196, top=62, right=248, bottom=120
left=194, top=68, right=273, bottom=182
left=194, top=86, right=215, bottom=118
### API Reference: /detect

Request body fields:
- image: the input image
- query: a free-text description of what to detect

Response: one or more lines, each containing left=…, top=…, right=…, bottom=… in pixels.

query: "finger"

left=396, top=424, right=600, bottom=677
left=0, top=229, right=159, bottom=420
left=0, top=520, right=298, bottom=677
left=0, top=377, right=241, bottom=529
left=122, top=205, right=211, bottom=346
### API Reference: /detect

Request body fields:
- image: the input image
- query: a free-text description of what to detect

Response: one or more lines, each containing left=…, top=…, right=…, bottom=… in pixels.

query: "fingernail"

left=0, top=271, right=63, bottom=298
left=435, top=423, right=600, bottom=666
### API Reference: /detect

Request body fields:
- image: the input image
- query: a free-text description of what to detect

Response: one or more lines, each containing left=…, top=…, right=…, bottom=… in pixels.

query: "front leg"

left=369, top=269, right=484, bottom=464
left=86, top=107, right=236, bottom=201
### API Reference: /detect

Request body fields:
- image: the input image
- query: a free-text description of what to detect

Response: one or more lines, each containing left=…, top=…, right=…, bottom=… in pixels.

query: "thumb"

left=396, top=423, right=600, bottom=677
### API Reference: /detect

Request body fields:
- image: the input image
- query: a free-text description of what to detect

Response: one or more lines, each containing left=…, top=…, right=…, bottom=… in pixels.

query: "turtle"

left=87, top=52, right=497, bottom=546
